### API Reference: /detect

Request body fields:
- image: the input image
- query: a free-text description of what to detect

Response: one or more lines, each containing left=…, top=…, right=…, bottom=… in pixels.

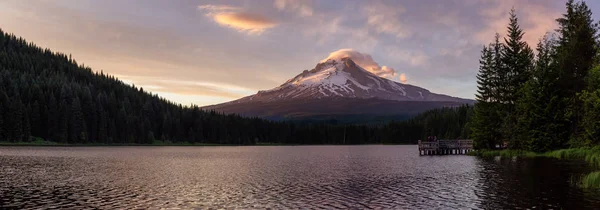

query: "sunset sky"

left=1, top=0, right=597, bottom=106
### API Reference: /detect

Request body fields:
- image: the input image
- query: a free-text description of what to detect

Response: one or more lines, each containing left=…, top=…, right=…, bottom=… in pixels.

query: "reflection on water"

left=0, top=146, right=599, bottom=209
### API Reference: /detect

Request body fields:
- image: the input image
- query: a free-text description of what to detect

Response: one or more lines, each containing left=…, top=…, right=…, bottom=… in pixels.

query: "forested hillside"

left=0, top=28, right=472, bottom=145
left=471, top=0, right=600, bottom=152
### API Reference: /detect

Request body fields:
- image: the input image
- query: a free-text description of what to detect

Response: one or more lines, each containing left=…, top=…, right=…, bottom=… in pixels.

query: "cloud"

left=213, top=13, right=278, bottom=35
left=119, top=75, right=255, bottom=99
left=321, top=49, right=402, bottom=79
left=197, top=5, right=240, bottom=12
left=198, top=4, right=278, bottom=35
left=363, top=1, right=409, bottom=38
left=474, top=0, right=559, bottom=46
left=274, top=0, right=313, bottom=17
left=399, top=73, right=407, bottom=84
left=384, top=47, right=428, bottom=67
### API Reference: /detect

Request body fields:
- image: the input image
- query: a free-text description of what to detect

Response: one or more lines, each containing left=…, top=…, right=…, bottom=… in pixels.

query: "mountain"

left=205, top=57, right=474, bottom=121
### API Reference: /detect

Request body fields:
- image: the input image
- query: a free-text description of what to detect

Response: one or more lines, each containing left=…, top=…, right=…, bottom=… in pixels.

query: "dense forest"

left=0, top=27, right=472, bottom=145
left=471, top=0, right=600, bottom=152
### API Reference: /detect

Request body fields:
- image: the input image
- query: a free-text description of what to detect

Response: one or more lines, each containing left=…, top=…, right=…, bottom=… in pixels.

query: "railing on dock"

left=418, top=139, right=473, bottom=155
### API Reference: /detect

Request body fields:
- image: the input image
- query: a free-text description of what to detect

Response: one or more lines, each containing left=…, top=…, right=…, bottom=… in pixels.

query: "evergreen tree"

left=500, top=9, right=534, bottom=149
left=97, top=104, right=108, bottom=144
left=81, top=87, right=97, bottom=142
left=475, top=46, right=494, bottom=102
left=8, top=98, right=24, bottom=142
left=57, top=98, right=70, bottom=143
left=472, top=44, right=500, bottom=149
left=502, top=8, right=535, bottom=104
left=30, top=101, right=42, bottom=137
left=22, top=107, right=31, bottom=142
left=46, top=94, right=59, bottom=141
left=491, top=33, right=505, bottom=104
left=554, top=0, right=599, bottom=147
left=69, top=97, right=87, bottom=143
left=516, top=35, right=562, bottom=152
left=472, top=33, right=506, bottom=149
left=0, top=90, right=8, bottom=141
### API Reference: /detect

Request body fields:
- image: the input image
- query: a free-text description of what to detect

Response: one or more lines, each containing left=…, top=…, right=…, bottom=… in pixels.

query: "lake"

left=1, top=145, right=599, bottom=209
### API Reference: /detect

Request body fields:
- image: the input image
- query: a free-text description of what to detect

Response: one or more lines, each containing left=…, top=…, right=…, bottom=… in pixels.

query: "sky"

left=1, top=0, right=599, bottom=106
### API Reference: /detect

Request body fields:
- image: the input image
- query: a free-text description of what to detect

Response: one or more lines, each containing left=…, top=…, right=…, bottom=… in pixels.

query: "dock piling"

left=418, top=140, right=473, bottom=156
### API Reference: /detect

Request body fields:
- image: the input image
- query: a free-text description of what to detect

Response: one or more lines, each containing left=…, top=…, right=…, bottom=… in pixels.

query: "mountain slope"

left=206, top=57, right=473, bottom=120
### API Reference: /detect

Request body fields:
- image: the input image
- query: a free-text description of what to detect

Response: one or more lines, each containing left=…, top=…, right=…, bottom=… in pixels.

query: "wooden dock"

left=418, top=140, right=473, bottom=155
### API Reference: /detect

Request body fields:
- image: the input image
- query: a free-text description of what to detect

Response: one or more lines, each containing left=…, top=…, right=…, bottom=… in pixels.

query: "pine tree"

left=69, top=97, right=87, bottom=143
left=491, top=33, right=505, bottom=104
left=57, top=98, right=70, bottom=143
left=30, top=101, right=41, bottom=137
left=554, top=0, right=599, bottom=147
left=97, top=103, right=108, bottom=144
left=500, top=9, right=534, bottom=149
left=472, top=44, right=501, bottom=149
left=8, top=98, right=24, bottom=142
left=22, top=107, right=31, bottom=142
left=502, top=8, right=534, bottom=104
left=516, top=35, right=561, bottom=152
left=475, top=46, right=494, bottom=102
left=47, top=94, right=59, bottom=142
left=81, top=87, right=97, bottom=142
left=0, top=90, right=7, bottom=141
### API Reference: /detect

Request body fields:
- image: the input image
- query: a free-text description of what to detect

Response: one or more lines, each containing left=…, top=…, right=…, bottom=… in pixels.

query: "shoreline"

left=469, top=147, right=600, bottom=188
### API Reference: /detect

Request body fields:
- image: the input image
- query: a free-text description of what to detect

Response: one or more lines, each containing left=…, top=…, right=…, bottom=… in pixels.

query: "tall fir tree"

left=500, top=9, right=534, bottom=149
left=476, top=46, right=494, bottom=102
left=554, top=0, right=599, bottom=147
left=472, top=43, right=502, bottom=149
left=516, top=35, right=563, bottom=152
left=491, top=33, right=505, bottom=104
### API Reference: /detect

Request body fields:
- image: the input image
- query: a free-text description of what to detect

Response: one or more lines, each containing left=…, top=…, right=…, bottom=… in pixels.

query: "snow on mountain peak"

left=233, top=51, right=472, bottom=104
left=319, top=49, right=399, bottom=80
left=291, top=60, right=346, bottom=86
left=252, top=57, right=416, bottom=100
left=273, top=58, right=368, bottom=97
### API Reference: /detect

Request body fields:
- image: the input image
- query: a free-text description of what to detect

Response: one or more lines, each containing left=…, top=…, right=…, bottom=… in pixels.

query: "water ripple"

left=1, top=146, right=600, bottom=209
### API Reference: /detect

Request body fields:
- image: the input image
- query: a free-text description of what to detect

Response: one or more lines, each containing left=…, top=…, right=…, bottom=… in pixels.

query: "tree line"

left=472, top=0, right=600, bottom=152
left=0, top=27, right=472, bottom=145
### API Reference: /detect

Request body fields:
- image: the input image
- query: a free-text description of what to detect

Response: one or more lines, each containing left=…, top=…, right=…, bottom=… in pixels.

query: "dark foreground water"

left=1, top=146, right=600, bottom=209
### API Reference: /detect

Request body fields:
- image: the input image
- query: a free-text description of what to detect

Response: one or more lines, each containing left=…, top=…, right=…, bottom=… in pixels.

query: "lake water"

left=1, top=145, right=599, bottom=209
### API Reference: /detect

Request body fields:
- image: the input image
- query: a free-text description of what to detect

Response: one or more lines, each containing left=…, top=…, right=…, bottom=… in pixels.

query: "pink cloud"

left=321, top=49, right=402, bottom=80
left=199, top=4, right=278, bottom=35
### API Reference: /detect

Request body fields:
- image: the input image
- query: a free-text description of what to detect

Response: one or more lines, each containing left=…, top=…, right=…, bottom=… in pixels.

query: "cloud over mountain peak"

left=321, top=49, right=406, bottom=83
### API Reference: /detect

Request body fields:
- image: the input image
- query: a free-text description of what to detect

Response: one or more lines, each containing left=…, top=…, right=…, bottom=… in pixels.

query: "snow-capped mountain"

left=204, top=57, right=473, bottom=121
left=224, top=57, right=470, bottom=104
